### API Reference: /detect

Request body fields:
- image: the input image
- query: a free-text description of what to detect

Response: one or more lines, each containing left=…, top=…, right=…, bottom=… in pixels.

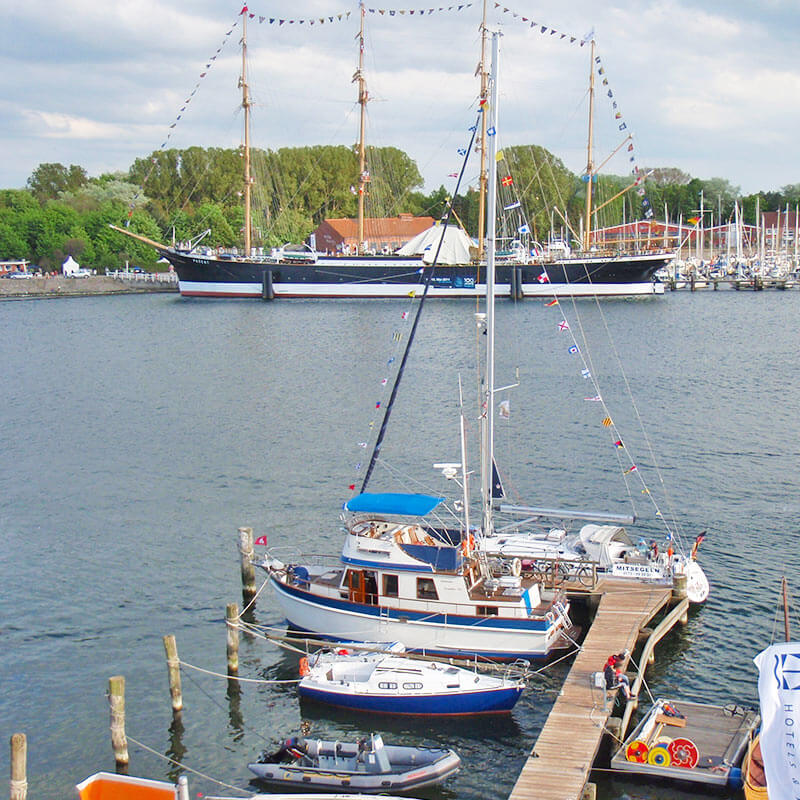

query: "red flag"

left=501, top=175, right=513, bottom=186
left=254, top=535, right=268, bottom=546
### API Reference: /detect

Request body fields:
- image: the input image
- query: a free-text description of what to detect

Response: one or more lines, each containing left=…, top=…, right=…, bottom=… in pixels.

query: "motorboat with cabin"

left=259, top=492, right=575, bottom=660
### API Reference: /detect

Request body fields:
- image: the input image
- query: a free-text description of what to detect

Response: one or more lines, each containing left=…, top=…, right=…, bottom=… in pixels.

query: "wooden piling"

left=10, top=733, right=27, bottom=800
left=163, top=635, right=183, bottom=713
left=226, top=602, right=240, bottom=675
left=238, top=526, right=256, bottom=603
left=580, top=782, right=597, bottom=800
left=108, top=676, right=129, bottom=771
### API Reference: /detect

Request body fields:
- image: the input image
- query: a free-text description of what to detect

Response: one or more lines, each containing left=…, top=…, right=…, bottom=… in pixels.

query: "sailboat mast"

left=481, top=30, right=500, bottom=538
left=241, top=8, right=252, bottom=257
left=783, top=576, right=791, bottom=643
left=356, top=1, right=368, bottom=254
left=476, top=0, right=489, bottom=262
left=582, top=38, right=596, bottom=253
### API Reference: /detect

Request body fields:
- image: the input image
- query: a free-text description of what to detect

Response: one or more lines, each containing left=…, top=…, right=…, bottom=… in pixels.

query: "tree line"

left=1, top=146, right=798, bottom=272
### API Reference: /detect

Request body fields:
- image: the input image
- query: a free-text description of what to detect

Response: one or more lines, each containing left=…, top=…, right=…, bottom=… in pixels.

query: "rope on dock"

left=177, top=659, right=300, bottom=684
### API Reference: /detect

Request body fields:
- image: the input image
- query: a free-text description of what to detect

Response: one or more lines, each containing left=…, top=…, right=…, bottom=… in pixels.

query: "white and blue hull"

left=298, top=683, right=523, bottom=715
left=270, top=575, right=567, bottom=660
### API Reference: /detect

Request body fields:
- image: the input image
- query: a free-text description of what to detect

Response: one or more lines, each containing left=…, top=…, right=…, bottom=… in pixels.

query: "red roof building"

left=312, top=214, right=435, bottom=255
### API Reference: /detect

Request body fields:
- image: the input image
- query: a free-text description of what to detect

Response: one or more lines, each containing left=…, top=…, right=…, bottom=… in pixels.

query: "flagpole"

left=355, top=1, right=368, bottom=254
left=582, top=38, right=596, bottom=253
left=241, top=7, right=252, bottom=257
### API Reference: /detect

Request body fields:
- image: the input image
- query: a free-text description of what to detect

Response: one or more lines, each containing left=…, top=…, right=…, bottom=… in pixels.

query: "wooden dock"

left=509, top=581, right=679, bottom=800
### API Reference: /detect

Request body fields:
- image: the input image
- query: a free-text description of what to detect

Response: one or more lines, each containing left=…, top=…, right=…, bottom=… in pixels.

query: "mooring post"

left=10, top=733, right=27, bottom=800
left=580, top=781, right=597, bottom=800
left=177, top=775, right=190, bottom=800
left=238, top=526, right=256, bottom=603
left=108, top=676, right=129, bottom=772
left=672, top=574, right=689, bottom=624
left=226, top=602, right=240, bottom=675
left=163, top=635, right=183, bottom=714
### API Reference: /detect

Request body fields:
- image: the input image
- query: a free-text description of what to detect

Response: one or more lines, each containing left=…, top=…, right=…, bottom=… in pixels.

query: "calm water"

left=1, top=289, right=799, bottom=800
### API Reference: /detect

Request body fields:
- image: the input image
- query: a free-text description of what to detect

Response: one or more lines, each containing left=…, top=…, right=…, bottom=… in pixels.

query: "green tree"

left=27, top=163, right=88, bottom=203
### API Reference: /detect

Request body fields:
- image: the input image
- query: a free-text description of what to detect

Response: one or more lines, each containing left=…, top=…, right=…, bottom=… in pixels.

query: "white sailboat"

left=257, top=32, right=577, bottom=661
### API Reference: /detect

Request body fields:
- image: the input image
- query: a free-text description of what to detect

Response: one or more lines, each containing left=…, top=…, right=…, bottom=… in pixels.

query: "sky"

left=2, top=0, right=798, bottom=197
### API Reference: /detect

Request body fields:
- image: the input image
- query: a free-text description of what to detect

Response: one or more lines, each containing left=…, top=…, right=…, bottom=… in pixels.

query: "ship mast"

left=476, top=0, right=489, bottom=262
left=480, top=31, right=500, bottom=539
left=582, top=37, right=596, bottom=253
left=241, top=8, right=252, bottom=257
left=355, top=1, right=369, bottom=254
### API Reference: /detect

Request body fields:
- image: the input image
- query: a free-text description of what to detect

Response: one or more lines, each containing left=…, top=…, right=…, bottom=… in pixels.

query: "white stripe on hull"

left=271, top=580, right=558, bottom=658
left=179, top=280, right=663, bottom=299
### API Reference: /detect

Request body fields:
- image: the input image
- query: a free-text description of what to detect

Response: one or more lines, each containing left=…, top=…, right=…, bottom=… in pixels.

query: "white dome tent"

left=396, top=223, right=474, bottom=265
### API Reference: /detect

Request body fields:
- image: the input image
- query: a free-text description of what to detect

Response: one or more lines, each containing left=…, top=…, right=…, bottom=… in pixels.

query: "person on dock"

left=603, top=651, right=633, bottom=700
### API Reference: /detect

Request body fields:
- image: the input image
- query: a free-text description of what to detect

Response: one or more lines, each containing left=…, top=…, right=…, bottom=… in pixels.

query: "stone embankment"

left=0, top=274, right=178, bottom=300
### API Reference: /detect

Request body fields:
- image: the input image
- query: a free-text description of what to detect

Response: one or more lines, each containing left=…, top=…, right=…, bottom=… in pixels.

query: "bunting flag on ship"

left=126, top=15, right=241, bottom=223
left=241, top=3, right=472, bottom=24
left=367, top=3, right=472, bottom=14
left=540, top=298, right=673, bottom=529
left=490, top=4, right=657, bottom=222
left=492, top=4, right=592, bottom=45
left=592, top=48, right=656, bottom=219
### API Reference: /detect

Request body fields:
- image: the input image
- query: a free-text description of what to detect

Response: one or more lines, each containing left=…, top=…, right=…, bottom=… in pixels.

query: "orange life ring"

left=625, top=740, right=649, bottom=763
left=299, top=657, right=310, bottom=676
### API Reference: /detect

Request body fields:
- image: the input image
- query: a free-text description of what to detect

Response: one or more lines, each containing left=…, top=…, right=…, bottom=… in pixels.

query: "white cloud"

left=1, top=0, right=799, bottom=193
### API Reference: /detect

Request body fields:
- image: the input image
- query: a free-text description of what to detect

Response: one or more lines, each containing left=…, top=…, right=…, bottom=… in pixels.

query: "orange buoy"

left=299, top=657, right=310, bottom=676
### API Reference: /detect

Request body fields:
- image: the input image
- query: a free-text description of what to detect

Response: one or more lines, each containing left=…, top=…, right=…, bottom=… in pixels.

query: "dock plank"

left=508, top=584, right=673, bottom=800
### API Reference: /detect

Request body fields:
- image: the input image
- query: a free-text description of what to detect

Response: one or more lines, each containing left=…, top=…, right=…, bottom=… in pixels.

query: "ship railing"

left=511, top=555, right=598, bottom=590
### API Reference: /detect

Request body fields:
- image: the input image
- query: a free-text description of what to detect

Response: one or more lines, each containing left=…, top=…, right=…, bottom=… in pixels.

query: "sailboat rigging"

left=255, top=32, right=577, bottom=661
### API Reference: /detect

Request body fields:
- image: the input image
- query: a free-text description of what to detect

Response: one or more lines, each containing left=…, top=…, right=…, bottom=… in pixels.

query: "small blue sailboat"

left=298, top=644, right=526, bottom=715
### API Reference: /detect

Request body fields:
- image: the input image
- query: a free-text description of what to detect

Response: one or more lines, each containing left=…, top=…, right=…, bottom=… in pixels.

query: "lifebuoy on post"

left=511, top=558, right=522, bottom=577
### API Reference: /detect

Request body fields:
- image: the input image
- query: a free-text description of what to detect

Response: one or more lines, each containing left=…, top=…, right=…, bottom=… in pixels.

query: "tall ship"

left=115, top=7, right=670, bottom=299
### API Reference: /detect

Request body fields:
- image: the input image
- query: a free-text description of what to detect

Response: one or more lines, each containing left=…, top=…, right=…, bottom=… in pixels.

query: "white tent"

left=396, top=224, right=474, bottom=265
left=62, top=255, right=80, bottom=275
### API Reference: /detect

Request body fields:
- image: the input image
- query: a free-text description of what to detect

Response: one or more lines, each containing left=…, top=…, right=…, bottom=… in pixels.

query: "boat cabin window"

left=382, top=574, right=399, bottom=598
left=378, top=682, right=398, bottom=690
left=416, top=577, right=438, bottom=600
left=402, top=682, right=423, bottom=690
left=477, top=605, right=499, bottom=616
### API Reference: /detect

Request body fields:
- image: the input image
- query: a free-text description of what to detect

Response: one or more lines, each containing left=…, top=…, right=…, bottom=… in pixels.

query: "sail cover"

left=345, top=492, right=444, bottom=516
left=754, top=642, right=800, bottom=797
left=396, top=224, right=474, bottom=264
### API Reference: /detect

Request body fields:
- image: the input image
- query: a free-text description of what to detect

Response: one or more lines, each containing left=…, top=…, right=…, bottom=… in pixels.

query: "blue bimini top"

left=344, top=492, right=445, bottom=517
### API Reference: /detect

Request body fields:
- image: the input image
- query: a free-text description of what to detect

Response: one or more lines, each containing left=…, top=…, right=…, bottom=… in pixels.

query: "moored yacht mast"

left=476, top=0, right=489, bottom=262
left=241, top=7, right=252, bottom=257
left=480, top=30, right=500, bottom=538
left=355, top=1, right=369, bottom=254
left=582, top=38, right=596, bottom=253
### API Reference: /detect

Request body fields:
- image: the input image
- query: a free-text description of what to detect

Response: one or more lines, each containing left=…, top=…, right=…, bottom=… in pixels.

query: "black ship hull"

left=161, top=249, right=669, bottom=298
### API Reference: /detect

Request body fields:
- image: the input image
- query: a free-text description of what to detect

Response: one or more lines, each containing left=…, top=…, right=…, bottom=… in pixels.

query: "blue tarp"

left=345, top=492, right=445, bottom=517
